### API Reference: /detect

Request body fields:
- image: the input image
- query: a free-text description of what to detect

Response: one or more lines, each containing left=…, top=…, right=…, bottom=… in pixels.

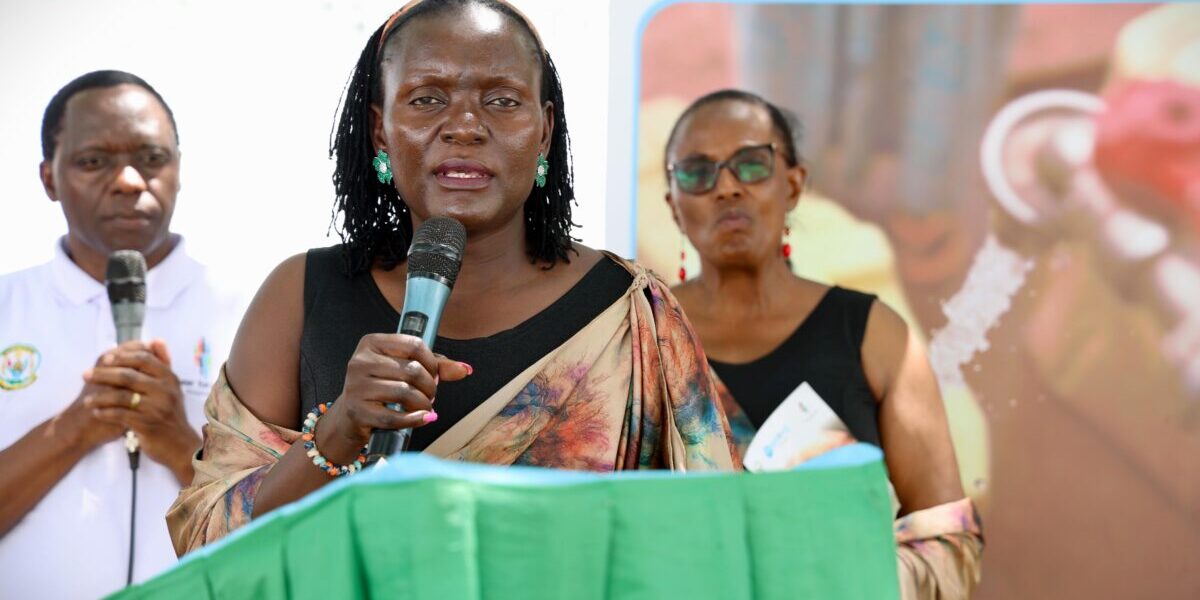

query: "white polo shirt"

left=0, top=239, right=244, bottom=599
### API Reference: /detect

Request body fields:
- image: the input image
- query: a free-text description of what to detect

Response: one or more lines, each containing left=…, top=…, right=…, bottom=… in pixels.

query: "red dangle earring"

left=678, top=239, right=687, bottom=282
left=782, top=224, right=792, bottom=259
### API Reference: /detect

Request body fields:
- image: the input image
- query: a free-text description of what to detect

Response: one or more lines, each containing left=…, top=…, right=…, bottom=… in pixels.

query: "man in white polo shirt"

left=0, top=70, right=242, bottom=598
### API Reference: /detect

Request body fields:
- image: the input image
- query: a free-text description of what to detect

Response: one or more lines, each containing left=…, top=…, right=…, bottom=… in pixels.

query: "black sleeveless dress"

left=298, top=246, right=632, bottom=451
left=707, top=287, right=882, bottom=447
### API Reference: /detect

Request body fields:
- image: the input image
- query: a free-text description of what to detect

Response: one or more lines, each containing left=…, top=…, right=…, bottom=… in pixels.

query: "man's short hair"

left=41, top=70, right=178, bottom=161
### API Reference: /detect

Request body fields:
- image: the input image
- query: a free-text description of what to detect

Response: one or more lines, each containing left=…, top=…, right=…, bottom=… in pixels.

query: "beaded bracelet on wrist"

left=301, top=401, right=367, bottom=477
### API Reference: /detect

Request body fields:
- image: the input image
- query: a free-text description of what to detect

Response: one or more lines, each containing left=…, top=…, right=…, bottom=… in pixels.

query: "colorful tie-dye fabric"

left=895, top=497, right=984, bottom=600
left=713, top=376, right=983, bottom=599
left=167, top=256, right=739, bottom=556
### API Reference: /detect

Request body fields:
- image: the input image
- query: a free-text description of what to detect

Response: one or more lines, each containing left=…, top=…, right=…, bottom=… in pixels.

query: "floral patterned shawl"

left=167, top=255, right=739, bottom=556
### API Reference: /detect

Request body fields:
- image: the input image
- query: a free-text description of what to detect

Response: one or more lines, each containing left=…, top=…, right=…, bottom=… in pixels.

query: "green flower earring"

left=535, top=153, right=549, bottom=188
left=372, top=149, right=393, bottom=184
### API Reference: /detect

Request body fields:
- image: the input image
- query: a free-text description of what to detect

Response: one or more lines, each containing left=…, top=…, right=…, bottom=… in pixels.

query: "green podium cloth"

left=113, top=444, right=899, bottom=600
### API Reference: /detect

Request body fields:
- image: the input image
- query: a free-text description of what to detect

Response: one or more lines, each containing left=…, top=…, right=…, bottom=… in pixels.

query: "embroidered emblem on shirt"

left=194, top=337, right=211, bottom=381
left=0, top=344, right=42, bottom=391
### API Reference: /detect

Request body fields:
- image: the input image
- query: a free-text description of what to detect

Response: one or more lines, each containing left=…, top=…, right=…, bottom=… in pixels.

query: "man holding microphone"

left=0, top=70, right=241, bottom=598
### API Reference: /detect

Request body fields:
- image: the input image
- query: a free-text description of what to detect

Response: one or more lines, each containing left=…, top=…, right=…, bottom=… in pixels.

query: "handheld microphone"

left=365, top=217, right=466, bottom=464
left=105, top=250, right=147, bottom=587
left=106, top=250, right=147, bottom=466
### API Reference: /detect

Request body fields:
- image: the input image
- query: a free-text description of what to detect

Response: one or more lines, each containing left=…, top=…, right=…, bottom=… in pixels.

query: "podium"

left=112, top=444, right=899, bottom=599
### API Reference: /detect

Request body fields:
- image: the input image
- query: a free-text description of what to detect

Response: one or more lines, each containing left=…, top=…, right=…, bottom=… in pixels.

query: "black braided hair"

left=329, top=0, right=576, bottom=274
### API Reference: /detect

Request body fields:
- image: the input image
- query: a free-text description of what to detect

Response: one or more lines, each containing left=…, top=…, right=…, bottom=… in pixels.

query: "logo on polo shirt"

left=0, top=344, right=42, bottom=391
left=194, top=337, right=211, bottom=381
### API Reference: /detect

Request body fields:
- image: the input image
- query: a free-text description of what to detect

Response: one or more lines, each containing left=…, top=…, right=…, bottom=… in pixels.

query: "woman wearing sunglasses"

left=664, top=90, right=983, bottom=598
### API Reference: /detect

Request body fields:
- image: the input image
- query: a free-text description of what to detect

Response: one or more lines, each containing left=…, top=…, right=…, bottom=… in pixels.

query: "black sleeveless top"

left=299, top=246, right=633, bottom=451
left=707, top=287, right=881, bottom=447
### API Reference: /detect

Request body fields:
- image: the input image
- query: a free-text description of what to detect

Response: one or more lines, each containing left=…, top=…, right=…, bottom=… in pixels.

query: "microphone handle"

left=365, top=276, right=450, bottom=464
left=113, top=305, right=143, bottom=459
left=115, top=326, right=142, bottom=345
left=363, top=319, right=424, bottom=461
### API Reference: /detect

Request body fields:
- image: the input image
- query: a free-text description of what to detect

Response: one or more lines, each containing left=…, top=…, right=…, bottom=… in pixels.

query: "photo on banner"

left=627, top=3, right=1200, bottom=599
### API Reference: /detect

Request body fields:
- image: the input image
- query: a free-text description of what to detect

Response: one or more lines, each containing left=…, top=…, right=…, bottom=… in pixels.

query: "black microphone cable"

left=125, top=430, right=140, bottom=587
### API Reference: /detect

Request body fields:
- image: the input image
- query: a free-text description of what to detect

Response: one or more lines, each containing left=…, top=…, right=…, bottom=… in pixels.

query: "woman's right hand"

left=315, top=333, right=468, bottom=463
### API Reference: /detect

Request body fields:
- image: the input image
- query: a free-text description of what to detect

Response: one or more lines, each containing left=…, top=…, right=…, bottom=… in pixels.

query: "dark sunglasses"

left=669, top=143, right=777, bottom=194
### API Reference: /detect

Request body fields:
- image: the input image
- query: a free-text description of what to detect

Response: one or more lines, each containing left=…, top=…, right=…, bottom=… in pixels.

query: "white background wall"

left=0, top=0, right=611, bottom=295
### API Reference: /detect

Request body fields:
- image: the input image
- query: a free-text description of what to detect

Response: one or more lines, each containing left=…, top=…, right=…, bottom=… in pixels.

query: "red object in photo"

left=1094, top=80, right=1200, bottom=233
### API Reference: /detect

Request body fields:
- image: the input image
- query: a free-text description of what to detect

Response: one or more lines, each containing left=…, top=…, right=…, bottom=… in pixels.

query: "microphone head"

left=106, top=250, right=148, bottom=305
left=407, top=217, right=466, bottom=288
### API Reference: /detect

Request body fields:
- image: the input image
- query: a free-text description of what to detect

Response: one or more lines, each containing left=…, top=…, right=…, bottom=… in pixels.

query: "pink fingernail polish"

left=423, top=411, right=439, bottom=424
left=460, top=362, right=474, bottom=376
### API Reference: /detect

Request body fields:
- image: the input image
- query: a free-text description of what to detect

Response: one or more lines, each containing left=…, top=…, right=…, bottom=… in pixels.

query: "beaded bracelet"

left=301, top=401, right=367, bottom=477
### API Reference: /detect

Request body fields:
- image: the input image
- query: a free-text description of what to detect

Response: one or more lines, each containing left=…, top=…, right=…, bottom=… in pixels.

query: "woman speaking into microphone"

left=168, top=0, right=736, bottom=554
